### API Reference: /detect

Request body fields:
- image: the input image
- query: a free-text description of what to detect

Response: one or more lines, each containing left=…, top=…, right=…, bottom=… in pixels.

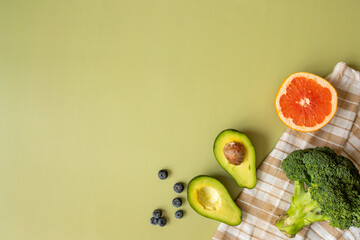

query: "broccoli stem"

left=276, top=181, right=329, bottom=238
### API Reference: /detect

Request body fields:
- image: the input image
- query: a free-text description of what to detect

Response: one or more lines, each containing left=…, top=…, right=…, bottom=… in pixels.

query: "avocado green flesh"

left=214, top=129, right=256, bottom=189
left=187, top=176, right=242, bottom=226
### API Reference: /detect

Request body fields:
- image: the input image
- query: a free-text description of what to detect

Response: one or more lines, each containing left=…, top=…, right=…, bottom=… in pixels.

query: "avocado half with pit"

left=214, top=129, right=256, bottom=189
left=187, top=175, right=242, bottom=226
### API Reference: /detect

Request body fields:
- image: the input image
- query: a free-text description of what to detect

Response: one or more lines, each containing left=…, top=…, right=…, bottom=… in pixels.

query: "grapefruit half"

left=275, top=72, right=338, bottom=132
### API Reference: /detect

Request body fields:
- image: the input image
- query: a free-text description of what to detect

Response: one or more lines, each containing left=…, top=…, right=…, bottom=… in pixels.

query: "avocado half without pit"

left=187, top=176, right=242, bottom=226
left=214, top=129, right=256, bottom=189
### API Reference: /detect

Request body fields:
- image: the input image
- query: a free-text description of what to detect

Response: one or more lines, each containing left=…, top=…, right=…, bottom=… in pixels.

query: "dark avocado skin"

left=213, top=129, right=257, bottom=189
left=187, top=175, right=242, bottom=226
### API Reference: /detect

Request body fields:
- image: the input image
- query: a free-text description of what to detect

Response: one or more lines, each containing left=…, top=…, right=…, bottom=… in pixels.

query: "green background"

left=1, top=0, right=359, bottom=239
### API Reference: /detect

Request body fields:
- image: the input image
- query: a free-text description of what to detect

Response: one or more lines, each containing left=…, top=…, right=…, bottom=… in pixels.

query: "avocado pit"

left=223, top=141, right=245, bottom=165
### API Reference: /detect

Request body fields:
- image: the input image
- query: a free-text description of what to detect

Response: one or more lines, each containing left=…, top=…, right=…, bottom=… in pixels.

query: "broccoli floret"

left=276, top=147, right=360, bottom=237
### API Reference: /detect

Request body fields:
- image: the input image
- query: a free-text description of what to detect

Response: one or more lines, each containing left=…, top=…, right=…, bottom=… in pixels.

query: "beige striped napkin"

left=213, top=62, right=360, bottom=240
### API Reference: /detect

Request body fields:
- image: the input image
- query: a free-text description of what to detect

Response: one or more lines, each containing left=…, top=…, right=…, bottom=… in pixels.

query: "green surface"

left=0, top=0, right=359, bottom=240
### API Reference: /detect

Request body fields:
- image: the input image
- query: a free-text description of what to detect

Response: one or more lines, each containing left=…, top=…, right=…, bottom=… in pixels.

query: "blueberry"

left=158, top=170, right=168, bottom=180
left=173, top=182, right=184, bottom=193
left=158, top=217, right=167, bottom=227
left=153, top=209, right=162, bottom=219
left=172, top=198, right=182, bottom=207
left=175, top=210, right=183, bottom=219
left=150, top=217, right=158, bottom=225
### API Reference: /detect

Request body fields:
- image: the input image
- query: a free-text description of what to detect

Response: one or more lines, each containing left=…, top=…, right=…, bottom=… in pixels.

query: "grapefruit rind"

left=275, top=72, right=338, bottom=132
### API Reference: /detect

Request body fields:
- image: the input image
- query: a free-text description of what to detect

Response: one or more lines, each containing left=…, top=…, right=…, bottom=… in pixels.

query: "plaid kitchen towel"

left=213, top=62, right=360, bottom=240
